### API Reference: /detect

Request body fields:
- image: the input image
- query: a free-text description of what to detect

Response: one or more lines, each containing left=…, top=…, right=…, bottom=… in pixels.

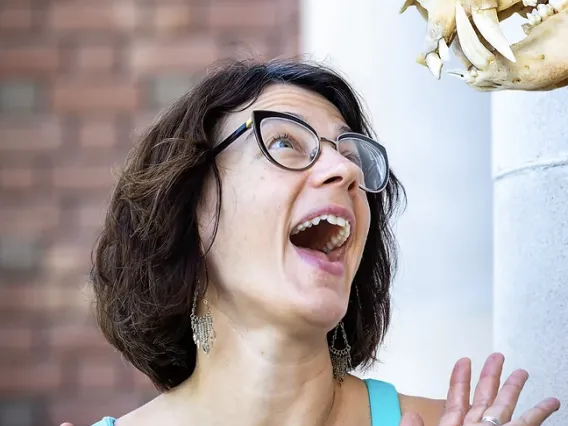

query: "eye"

left=267, top=133, right=300, bottom=151
left=345, top=153, right=362, bottom=167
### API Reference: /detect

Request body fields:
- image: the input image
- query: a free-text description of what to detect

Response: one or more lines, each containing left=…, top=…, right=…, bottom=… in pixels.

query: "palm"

left=401, top=354, right=560, bottom=426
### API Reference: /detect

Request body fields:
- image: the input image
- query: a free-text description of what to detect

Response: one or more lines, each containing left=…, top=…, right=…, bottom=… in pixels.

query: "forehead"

left=219, top=84, right=350, bottom=140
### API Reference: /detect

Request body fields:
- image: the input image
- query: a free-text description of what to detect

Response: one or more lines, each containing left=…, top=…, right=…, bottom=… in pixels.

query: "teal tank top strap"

left=91, top=417, right=116, bottom=426
left=364, top=379, right=402, bottom=426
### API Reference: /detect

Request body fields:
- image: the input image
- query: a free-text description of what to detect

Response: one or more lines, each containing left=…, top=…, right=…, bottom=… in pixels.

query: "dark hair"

left=91, top=58, right=406, bottom=391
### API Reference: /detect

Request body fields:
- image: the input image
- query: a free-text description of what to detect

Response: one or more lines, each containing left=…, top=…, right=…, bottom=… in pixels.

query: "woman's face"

left=199, top=84, right=371, bottom=332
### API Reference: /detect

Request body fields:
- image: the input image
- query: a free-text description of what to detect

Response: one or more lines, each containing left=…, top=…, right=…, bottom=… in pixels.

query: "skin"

left=59, top=85, right=560, bottom=426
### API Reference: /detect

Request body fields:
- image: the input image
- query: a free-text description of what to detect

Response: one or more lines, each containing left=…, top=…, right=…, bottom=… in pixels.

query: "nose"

left=307, top=142, right=362, bottom=194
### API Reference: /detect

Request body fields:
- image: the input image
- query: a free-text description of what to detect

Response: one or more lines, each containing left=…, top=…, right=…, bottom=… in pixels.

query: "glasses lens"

left=259, top=117, right=319, bottom=169
left=339, top=137, right=388, bottom=192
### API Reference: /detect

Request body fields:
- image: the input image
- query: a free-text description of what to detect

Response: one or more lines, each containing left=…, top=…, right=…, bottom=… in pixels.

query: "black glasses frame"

left=211, top=110, right=390, bottom=193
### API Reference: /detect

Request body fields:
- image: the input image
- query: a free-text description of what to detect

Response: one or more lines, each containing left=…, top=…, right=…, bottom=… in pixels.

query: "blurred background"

left=0, top=0, right=566, bottom=425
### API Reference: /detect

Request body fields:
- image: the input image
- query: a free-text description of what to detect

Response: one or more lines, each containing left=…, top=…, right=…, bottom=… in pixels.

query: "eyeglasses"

left=211, top=110, right=390, bottom=193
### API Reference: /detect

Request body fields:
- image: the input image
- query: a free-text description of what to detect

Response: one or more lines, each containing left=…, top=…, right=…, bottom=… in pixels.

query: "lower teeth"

left=527, top=0, right=567, bottom=27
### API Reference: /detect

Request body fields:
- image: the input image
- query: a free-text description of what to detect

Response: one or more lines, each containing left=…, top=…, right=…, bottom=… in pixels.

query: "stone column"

left=492, top=87, right=568, bottom=425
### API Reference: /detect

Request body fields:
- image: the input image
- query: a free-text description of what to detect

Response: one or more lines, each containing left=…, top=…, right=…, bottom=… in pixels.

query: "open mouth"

left=290, top=214, right=351, bottom=255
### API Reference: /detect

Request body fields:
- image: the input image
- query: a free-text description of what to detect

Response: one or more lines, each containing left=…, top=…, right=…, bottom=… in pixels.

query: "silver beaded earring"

left=191, top=291, right=215, bottom=354
left=329, top=321, right=352, bottom=383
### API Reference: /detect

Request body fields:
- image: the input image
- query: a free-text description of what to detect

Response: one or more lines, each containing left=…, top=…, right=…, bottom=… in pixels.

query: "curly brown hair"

left=91, top=58, right=406, bottom=391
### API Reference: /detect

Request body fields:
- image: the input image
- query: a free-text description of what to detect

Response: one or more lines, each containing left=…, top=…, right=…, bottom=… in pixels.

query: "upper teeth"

left=291, top=214, right=352, bottom=253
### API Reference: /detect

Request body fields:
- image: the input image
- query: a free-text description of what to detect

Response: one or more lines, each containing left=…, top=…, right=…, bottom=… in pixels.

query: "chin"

left=291, top=286, right=350, bottom=331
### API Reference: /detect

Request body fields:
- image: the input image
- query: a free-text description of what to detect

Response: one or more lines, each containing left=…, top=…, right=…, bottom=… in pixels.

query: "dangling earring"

left=329, top=321, right=352, bottom=383
left=191, top=291, right=215, bottom=354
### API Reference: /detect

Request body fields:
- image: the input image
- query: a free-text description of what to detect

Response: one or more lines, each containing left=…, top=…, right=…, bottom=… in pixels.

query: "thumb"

left=400, top=412, right=425, bottom=426
left=60, top=423, right=74, bottom=426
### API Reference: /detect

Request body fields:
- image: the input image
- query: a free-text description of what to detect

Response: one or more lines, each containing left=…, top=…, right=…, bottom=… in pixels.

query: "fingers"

left=439, top=357, right=472, bottom=426
left=400, top=412, right=425, bottom=426
left=510, top=397, right=561, bottom=426
left=481, top=369, right=529, bottom=423
left=463, top=353, right=505, bottom=424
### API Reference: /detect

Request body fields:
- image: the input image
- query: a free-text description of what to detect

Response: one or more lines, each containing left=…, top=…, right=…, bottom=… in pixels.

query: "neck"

left=167, top=303, right=346, bottom=426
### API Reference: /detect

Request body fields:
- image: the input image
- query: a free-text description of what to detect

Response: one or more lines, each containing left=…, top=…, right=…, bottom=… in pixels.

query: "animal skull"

left=401, top=0, right=568, bottom=91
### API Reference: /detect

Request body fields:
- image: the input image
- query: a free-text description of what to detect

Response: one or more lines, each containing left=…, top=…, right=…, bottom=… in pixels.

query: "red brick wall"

left=0, top=1, right=299, bottom=425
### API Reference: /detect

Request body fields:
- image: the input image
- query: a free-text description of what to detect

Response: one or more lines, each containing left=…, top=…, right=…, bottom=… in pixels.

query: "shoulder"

left=399, top=393, right=446, bottom=426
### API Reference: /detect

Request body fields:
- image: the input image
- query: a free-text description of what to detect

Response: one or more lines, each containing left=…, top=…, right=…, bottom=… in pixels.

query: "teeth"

left=526, top=0, right=566, bottom=28
left=438, top=39, right=450, bottom=61
left=455, top=3, right=496, bottom=70
left=537, top=4, right=553, bottom=17
left=471, top=7, right=516, bottom=62
left=291, top=213, right=352, bottom=253
left=426, top=53, right=443, bottom=79
left=550, top=0, right=567, bottom=13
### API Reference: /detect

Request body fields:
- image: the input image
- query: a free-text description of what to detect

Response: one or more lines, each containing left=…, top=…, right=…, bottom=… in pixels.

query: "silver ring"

left=482, top=416, right=502, bottom=426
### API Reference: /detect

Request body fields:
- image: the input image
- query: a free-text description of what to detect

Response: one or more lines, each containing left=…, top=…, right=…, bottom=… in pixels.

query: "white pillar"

left=492, top=87, right=568, bottom=425
left=301, top=0, right=493, bottom=398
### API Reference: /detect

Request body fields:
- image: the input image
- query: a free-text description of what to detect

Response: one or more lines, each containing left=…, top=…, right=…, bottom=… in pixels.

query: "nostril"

left=323, top=176, right=343, bottom=185
left=347, top=179, right=358, bottom=193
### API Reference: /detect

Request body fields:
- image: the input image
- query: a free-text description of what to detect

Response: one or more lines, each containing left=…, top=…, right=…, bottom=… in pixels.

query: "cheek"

left=357, top=194, right=372, bottom=242
left=215, top=167, right=292, bottom=250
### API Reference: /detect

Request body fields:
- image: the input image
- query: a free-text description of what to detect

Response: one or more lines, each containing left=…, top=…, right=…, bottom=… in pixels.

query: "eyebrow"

left=282, top=110, right=353, bottom=136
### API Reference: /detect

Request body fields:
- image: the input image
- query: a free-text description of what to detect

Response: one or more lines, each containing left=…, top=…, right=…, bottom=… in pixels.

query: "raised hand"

left=402, top=353, right=561, bottom=426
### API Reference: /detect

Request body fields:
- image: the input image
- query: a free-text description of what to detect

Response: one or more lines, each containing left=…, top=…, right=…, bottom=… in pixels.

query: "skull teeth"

left=526, top=0, right=567, bottom=28
left=291, top=214, right=352, bottom=253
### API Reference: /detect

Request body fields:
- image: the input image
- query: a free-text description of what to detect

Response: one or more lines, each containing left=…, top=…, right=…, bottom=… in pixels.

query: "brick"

left=77, top=359, right=118, bottom=389
left=79, top=118, right=118, bottom=147
left=51, top=79, right=140, bottom=112
left=0, top=360, right=62, bottom=393
left=0, top=398, right=37, bottom=426
left=76, top=45, right=117, bottom=72
left=153, top=4, right=194, bottom=36
left=47, top=322, right=109, bottom=354
left=208, top=1, right=280, bottom=30
left=0, top=280, right=91, bottom=314
left=0, top=285, right=48, bottom=313
left=0, top=168, right=34, bottom=190
left=0, top=324, right=34, bottom=351
left=0, top=205, right=59, bottom=237
left=0, top=116, right=62, bottom=151
left=132, top=369, right=156, bottom=392
left=48, top=2, right=142, bottom=32
left=0, top=7, right=34, bottom=32
left=42, top=244, right=84, bottom=273
left=52, top=166, right=116, bottom=190
left=0, top=46, right=59, bottom=77
left=0, top=80, right=39, bottom=114
left=48, top=394, right=139, bottom=426
left=149, top=74, right=199, bottom=108
left=0, top=237, right=42, bottom=273
left=78, top=204, right=106, bottom=229
left=218, top=33, right=274, bottom=58
left=130, top=37, right=218, bottom=76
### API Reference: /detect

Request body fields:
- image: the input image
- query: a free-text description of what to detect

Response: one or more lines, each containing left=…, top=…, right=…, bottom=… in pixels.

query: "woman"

left=62, top=59, right=559, bottom=426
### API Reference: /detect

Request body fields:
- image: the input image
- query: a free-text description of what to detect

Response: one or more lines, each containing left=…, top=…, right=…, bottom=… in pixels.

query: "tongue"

left=296, top=245, right=344, bottom=262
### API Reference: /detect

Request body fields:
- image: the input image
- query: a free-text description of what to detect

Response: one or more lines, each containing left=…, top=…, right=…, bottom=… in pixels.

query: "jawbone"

left=402, top=0, right=568, bottom=92
left=451, top=8, right=568, bottom=90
